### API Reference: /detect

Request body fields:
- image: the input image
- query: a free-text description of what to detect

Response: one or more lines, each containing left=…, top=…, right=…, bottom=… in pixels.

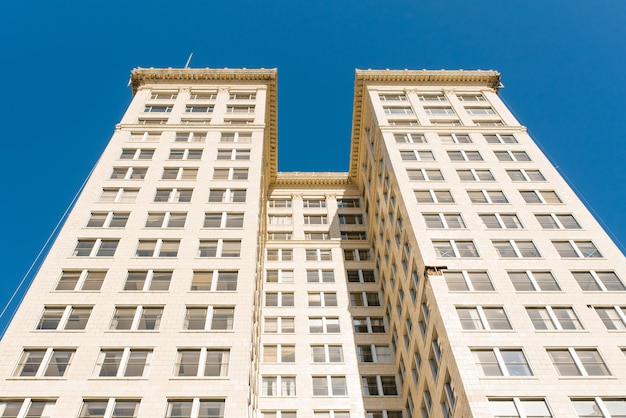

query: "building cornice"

left=349, top=69, right=501, bottom=180
left=274, top=172, right=352, bottom=186
left=130, top=67, right=279, bottom=181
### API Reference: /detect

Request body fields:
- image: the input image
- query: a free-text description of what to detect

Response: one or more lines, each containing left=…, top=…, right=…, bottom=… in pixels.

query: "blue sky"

left=1, top=1, right=625, bottom=333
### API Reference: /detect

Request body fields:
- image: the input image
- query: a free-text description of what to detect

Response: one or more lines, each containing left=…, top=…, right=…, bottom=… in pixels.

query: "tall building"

left=0, top=67, right=625, bottom=418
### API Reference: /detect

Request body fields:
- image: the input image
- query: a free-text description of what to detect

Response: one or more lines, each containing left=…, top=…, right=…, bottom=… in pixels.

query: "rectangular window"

left=145, top=212, right=187, bottom=228
left=493, top=240, right=540, bottom=258
left=311, top=345, right=344, bottom=363
left=349, top=292, right=381, bottom=307
left=433, top=240, right=479, bottom=258
left=595, top=307, right=626, bottom=330
left=553, top=241, right=602, bottom=258
left=535, top=214, right=581, bottom=229
left=526, top=306, right=583, bottom=330
left=183, top=307, right=234, bottom=330
left=268, top=199, right=292, bottom=208
left=444, top=270, right=493, bottom=291
left=154, top=188, right=193, bottom=203
left=100, top=188, right=139, bottom=203
left=347, top=269, right=376, bottom=283
left=343, top=249, right=371, bottom=261
left=190, top=91, right=217, bottom=100
left=185, top=105, right=213, bottom=113
left=407, top=169, right=444, bottom=181
left=337, top=198, right=360, bottom=208
left=226, top=105, right=255, bottom=113
left=216, top=149, right=251, bottom=160
left=87, top=212, right=129, bottom=228
left=97, top=348, right=152, bottom=377
left=174, top=349, right=229, bottom=377
left=484, top=134, right=518, bottom=144
left=175, top=132, right=206, bottom=142
left=164, top=399, right=224, bottom=418
left=135, top=239, right=179, bottom=257
left=124, top=270, right=172, bottom=291
left=189, top=271, right=238, bottom=292
left=15, top=348, right=74, bottom=377
left=261, top=376, right=297, bottom=396
left=447, top=150, right=483, bottom=161
left=507, top=271, right=560, bottom=291
left=380, top=93, right=407, bottom=102
left=120, top=148, right=154, bottom=160
left=264, top=317, right=295, bottom=334
left=162, top=167, right=198, bottom=180
left=265, top=269, right=294, bottom=283
left=262, top=345, right=296, bottom=364
left=394, top=133, right=426, bottom=143
left=494, top=150, right=531, bottom=161
left=203, top=212, right=244, bottom=228
left=424, top=107, right=454, bottom=115
left=213, top=168, right=248, bottom=180
left=198, top=240, right=241, bottom=257
left=472, top=348, right=532, bottom=376
left=571, top=398, right=626, bottom=418
left=440, top=133, right=471, bottom=143
left=308, top=292, right=338, bottom=307
left=520, top=190, right=562, bottom=204
left=400, top=150, right=435, bottom=161
left=414, top=190, right=454, bottom=203
left=479, top=213, right=522, bottom=229
left=36, top=306, right=92, bottom=330
left=110, top=306, right=163, bottom=331
left=304, top=215, right=328, bottom=225
left=361, top=376, right=398, bottom=396
left=267, top=249, right=293, bottom=261
left=572, top=271, right=625, bottom=291
left=312, top=376, right=348, bottom=396
left=169, top=149, right=203, bottom=160
left=309, top=317, right=340, bottom=333
left=548, top=348, right=610, bottom=376
left=418, top=93, right=447, bottom=102
left=73, top=239, right=119, bottom=257
left=357, top=345, right=393, bottom=363
left=423, top=213, right=465, bottom=229
left=208, top=188, right=246, bottom=203
left=302, top=199, right=326, bottom=208
left=220, top=132, right=253, bottom=143
left=467, top=190, right=508, bottom=204
left=507, top=169, right=546, bottom=182
left=457, top=169, right=495, bottom=181
left=265, top=292, right=295, bottom=307
left=456, top=306, right=512, bottom=330
left=457, top=93, right=485, bottom=102
left=150, top=91, right=177, bottom=100
left=489, top=398, right=551, bottom=418
left=144, top=105, right=172, bottom=113
left=353, top=317, right=386, bottom=333
left=110, top=167, right=147, bottom=180
left=56, top=270, right=106, bottom=291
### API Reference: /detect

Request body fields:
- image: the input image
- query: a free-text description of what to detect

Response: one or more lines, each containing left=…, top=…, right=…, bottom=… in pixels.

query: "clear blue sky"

left=1, top=1, right=625, bottom=333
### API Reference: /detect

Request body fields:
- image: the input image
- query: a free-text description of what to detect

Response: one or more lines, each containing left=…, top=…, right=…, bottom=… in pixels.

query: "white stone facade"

left=0, top=68, right=624, bottom=418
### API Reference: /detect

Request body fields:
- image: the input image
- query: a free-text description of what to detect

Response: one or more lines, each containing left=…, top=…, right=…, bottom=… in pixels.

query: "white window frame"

left=526, top=306, right=583, bottom=330
left=73, top=239, right=119, bottom=257
left=467, top=189, right=508, bottom=204
left=135, top=239, right=180, bottom=257
left=96, top=348, right=152, bottom=378
left=109, top=305, right=163, bottom=331
left=433, top=240, right=479, bottom=258
left=493, top=240, right=541, bottom=258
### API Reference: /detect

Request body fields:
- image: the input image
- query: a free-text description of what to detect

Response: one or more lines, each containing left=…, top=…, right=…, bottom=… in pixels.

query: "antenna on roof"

left=184, top=53, right=194, bottom=69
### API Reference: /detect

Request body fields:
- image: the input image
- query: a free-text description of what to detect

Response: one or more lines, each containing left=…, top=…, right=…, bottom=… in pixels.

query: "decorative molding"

left=349, top=69, right=502, bottom=181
